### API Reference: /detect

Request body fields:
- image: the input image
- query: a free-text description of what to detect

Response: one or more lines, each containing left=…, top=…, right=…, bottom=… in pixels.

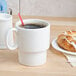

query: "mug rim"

left=0, top=13, right=12, bottom=21
left=15, top=19, right=50, bottom=30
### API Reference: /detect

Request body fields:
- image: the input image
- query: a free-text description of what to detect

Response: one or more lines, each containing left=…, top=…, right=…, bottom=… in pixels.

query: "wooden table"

left=0, top=16, right=76, bottom=76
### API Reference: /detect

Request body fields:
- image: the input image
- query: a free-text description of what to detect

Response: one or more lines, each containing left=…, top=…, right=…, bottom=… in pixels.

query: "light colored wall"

left=7, top=0, right=19, bottom=14
left=7, top=0, right=76, bottom=17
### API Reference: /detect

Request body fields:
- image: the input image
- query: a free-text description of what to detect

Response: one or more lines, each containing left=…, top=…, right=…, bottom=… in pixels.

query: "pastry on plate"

left=57, top=31, right=76, bottom=52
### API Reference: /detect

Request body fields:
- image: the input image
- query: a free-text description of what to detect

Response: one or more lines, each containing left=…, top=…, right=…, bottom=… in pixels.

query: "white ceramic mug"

left=0, top=13, right=13, bottom=49
left=6, top=19, right=50, bottom=66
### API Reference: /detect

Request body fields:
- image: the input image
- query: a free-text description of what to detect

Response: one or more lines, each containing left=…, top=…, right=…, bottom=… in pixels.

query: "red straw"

left=18, top=13, right=24, bottom=26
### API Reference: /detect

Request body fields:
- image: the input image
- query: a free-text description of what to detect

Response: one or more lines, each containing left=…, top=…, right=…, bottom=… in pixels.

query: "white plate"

left=52, top=38, right=76, bottom=55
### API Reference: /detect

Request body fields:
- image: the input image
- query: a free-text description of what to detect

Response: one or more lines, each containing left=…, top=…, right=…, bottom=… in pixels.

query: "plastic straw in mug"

left=18, top=13, right=24, bottom=26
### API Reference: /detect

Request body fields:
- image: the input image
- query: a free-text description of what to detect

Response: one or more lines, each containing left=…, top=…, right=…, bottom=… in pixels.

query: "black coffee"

left=20, top=24, right=46, bottom=29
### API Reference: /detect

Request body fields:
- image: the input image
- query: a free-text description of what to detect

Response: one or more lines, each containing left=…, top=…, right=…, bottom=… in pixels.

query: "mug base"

left=0, top=45, right=7, bottom=49
left=18, top=50, right=47, bottom=66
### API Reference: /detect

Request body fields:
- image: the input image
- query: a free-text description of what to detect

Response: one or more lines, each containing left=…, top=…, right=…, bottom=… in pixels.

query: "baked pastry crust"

left=57, top=31, right=76, bottom=52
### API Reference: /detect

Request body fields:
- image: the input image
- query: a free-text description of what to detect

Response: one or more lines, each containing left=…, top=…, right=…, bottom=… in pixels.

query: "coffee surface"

left=20, top=24, right=46, bottom=29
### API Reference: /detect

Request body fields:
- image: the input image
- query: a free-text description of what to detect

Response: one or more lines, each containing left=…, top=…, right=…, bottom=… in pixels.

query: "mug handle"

left=6, top=28, right=18, bottom=50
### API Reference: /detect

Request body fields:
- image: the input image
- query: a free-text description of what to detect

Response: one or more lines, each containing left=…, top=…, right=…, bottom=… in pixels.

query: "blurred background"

left=7, top=0, right=76, bottom=17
